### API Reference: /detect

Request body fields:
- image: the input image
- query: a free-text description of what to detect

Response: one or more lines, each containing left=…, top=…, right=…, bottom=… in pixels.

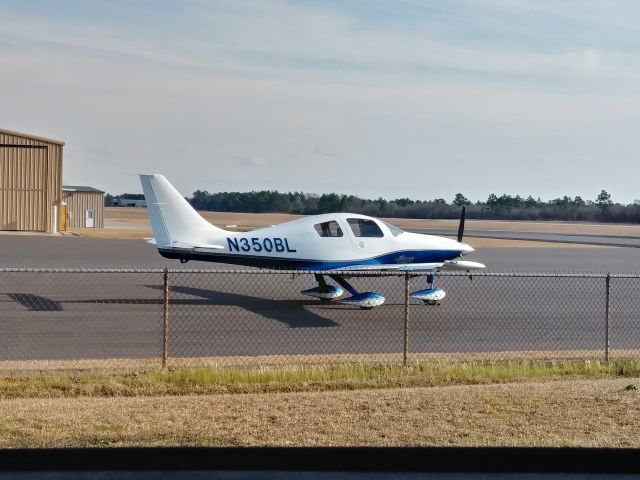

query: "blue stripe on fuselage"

left=158, top=249, right=463, bottom=269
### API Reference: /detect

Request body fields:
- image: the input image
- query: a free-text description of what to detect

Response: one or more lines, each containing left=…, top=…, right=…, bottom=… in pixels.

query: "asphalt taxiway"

left=0, top=235, right=639, bottom=361
left=2, top=235, right=640, bottom=271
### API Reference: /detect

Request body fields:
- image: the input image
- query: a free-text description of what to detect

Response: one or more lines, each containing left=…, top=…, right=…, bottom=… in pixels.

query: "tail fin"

left=139, top=174, right=226, bottom=247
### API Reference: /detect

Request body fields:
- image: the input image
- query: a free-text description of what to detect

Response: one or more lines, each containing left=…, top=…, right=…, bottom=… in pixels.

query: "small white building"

left=62, top=185, right=105, bottom=229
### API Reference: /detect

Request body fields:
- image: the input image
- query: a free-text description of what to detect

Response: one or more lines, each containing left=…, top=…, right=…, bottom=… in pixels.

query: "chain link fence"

left=0, top=268, right=639, bottom=373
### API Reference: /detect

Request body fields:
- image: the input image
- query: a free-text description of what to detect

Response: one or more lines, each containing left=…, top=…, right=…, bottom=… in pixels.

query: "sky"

left=1, top=0, right=640, bottom=203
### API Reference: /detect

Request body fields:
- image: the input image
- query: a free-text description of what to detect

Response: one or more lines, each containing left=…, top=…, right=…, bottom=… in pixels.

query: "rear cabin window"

left=347, top=218, right=384, bottom=238
left=314, top=220, right=343, bottom=237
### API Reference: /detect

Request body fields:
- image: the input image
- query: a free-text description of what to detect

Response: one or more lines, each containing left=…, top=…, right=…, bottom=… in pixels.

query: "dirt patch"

left=384, top=217, right=640, bottom=236
left=104, top=207, right=640, bottom=236
left=76, top=208, right=612, bottom=246
left=0, top=378, right=638, bottom=447
left=103, top=208, right=301, bottom=232
left=69, top=228, right=151, bottom=239
left=462, top=237, right=597, bottom=248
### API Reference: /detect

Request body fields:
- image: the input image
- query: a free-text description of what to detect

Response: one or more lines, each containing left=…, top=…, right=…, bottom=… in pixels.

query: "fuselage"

left=158, top=212, right=473, bottom=269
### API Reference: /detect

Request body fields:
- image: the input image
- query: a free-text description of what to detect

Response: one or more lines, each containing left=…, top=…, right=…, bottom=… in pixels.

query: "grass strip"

left=4, top=350, right=634, bottom=374
left=1, top=359, right=640, bottom=398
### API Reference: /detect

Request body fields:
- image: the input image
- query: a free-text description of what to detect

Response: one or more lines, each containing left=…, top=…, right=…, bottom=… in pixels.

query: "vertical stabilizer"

left=139, top=174, right=225, bottom=247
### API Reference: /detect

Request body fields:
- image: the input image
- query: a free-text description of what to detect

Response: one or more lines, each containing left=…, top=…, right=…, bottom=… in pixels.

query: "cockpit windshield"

left=382, top=221, right=404, bottom=237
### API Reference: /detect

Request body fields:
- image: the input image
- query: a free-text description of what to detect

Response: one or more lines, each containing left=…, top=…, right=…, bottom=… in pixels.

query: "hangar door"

left=0, top=145, right=48, bottom=231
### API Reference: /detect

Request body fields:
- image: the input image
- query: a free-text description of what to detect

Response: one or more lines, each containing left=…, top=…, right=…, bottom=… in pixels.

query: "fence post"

left=162, top=267, right=169, bottom=369
left=403, top=272, right=410, bottom=366
left=605, top=272, right=611, bottom=363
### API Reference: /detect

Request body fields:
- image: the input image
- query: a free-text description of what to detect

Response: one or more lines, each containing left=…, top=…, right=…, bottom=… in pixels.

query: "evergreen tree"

left=596, top=190, right=612, bottom=213
left=453, top=193, right=470, bottom=206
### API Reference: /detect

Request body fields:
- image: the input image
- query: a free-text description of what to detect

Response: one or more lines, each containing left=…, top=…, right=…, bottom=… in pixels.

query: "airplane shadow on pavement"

left=147, top=284, right=339, bottom=328
left=6, top=293, right=63, bottom=312
left=2, top=286, right=339, bottom=328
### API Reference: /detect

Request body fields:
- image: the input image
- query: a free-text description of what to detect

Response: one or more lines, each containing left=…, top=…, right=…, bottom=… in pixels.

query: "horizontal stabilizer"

left=164, top=241, right=225, bottom=251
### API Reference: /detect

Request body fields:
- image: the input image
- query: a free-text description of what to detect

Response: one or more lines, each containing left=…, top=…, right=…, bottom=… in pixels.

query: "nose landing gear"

left=410, top=273, right=446, bottom=306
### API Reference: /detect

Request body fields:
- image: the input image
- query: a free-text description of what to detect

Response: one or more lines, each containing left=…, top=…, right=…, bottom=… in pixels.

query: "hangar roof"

left=63, top=185, right=105, bottom=193
left=0, top=128, right=65, bottom=146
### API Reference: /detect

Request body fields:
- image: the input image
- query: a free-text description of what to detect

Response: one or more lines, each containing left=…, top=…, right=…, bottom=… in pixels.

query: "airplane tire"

left=359, top=306, right=374, bottom=310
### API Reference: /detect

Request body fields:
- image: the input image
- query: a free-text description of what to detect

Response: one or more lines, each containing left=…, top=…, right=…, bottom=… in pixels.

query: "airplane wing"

left=146, top=236, right=224, bottom=251
left=440, top=260, right=486, bottom=270
left=338, top=262, right=444, bottom=272
left=328, top=260, right=485, bottom=275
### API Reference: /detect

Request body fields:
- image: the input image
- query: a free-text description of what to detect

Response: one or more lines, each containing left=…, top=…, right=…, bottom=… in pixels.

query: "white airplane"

left=139, top=174, right=485, bottom=309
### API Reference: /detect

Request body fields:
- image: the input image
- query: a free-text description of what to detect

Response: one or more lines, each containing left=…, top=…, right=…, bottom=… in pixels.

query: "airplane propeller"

left=457, top=206, right=466, bottom=243
left=456, top=206, right=472, bottom=280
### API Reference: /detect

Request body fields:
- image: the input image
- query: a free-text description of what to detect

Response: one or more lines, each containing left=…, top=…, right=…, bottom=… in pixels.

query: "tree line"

left=105, top=189, right=640, bottom=223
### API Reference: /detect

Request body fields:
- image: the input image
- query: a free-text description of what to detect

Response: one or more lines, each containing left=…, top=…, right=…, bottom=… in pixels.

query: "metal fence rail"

left=0, top=268, right=639, bottom=372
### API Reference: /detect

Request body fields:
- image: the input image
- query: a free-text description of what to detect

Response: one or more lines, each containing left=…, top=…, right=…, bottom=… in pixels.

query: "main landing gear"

left=300, top=274, right=344, bottom=301
left=302, top=272, right=449, bottom=308
left=301, top=274, right=385, bottom=309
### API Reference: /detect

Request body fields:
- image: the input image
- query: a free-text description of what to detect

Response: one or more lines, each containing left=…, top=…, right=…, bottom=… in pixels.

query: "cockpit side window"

left=314, top=220, right=343, bottom=237
left=347, top=218, right=384, bottom=238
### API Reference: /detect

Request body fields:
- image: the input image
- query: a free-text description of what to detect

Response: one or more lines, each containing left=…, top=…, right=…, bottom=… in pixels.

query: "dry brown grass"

left=463, top=237, right=596, bottom=248
left=103, top=207, right=640, bottom=236
left=68, top=228, right=151, bottom=239
left=1, top=378, right=638, bottom=447
left=103, top=208, right=300, bottom=232
left=72, top=208, right=609, bottom=246
left=383, top=217, right=640, bottom=236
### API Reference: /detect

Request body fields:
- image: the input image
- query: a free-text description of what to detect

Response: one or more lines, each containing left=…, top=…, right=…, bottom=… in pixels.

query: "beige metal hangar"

left=61, top=186, right=104, bottom=229
left=0, top=128, right=64, bottom=232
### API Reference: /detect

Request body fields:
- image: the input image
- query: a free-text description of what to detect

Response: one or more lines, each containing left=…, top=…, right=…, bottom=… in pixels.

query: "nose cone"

left=459, top=242, right=474, bottom=255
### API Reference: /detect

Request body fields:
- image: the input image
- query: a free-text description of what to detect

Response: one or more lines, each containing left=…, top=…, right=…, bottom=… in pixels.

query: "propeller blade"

left=457, top=206, right=466, bottom=243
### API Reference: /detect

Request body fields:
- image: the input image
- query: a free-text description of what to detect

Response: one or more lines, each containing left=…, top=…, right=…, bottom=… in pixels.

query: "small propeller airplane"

left=139, top=174, right=485, bottom=309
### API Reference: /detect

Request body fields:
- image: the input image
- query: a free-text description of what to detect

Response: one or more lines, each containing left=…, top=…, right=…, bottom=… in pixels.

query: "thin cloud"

left=1, top=1, right=639, bottom=201
left=232, top=155, right=268, bottom=168
left=313, top=147, right=336, bottom=157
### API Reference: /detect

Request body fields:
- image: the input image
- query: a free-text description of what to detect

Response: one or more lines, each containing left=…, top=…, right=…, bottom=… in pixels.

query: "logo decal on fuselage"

left=227, top=237, right=297, bottom=254
left=395, top=255, right=414, bottom=264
